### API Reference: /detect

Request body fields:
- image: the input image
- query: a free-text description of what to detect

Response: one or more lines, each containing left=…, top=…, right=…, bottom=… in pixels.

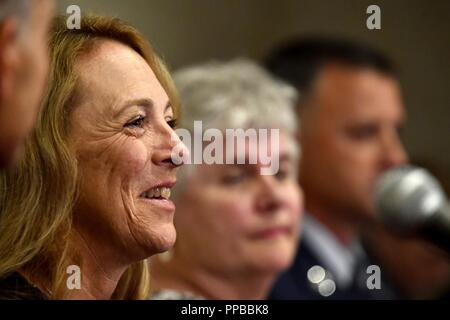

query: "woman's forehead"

left=74, top=40, right=169, bottom=111
left=76, top=40, right=152, bottom=87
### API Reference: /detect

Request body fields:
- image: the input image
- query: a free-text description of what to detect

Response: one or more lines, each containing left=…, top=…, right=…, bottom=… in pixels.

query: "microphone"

left=375, top=165, right=450, bottom=252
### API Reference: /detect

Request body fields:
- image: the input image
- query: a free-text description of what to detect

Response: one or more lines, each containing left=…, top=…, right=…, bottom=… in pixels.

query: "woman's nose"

left=152, top=122, right=189, bottom=168
left=255, top=176, right=284, bottom=213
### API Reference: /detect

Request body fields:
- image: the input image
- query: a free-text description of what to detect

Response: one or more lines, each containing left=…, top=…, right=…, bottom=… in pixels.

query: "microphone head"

left=375, top=165, right=446, bottom=231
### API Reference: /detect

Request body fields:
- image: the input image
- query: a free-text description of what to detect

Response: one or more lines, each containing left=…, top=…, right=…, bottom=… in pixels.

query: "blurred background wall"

left=57, top=0, right=450, bottom=179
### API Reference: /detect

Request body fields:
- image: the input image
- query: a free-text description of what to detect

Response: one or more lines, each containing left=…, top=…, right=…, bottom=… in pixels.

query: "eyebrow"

left=113, top=98, right=172, bottom=118
left=228, top=152, right=294, bottom=167
left=113, top=98, right=153, bottom=118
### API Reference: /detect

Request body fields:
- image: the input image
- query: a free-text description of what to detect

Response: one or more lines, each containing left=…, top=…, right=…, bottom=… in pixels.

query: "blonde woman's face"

left=175, top=134, right=303, bottom=275
left=69, top=40, right=184, bottom=260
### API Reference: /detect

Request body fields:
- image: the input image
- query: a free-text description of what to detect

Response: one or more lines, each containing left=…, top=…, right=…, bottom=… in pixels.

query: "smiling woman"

left=0, top=15, right=186, bottom=299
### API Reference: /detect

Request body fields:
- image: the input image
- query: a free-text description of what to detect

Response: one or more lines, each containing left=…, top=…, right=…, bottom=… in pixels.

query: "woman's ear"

left=0, top=17, right=20, bottom=103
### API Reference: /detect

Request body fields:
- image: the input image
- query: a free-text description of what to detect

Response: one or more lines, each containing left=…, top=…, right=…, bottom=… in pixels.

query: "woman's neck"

left=151, top=253, right=275, bottom=300
left=20, top=227, right=130, bottom=300
left=63, top=227, right=129, bottom=299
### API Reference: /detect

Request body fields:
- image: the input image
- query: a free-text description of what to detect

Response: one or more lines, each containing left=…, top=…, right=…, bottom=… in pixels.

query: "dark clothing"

left=269, top=239, right=399, bottom=300
left=0, top=272, right=47, bottom=300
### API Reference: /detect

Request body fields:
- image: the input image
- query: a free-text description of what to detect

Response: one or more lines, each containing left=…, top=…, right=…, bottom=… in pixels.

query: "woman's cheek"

left=216, top=193, right=254, bottom=231
left=117, top=141, right=149, bottom=175
left=283, top=183, right=303, bottom=217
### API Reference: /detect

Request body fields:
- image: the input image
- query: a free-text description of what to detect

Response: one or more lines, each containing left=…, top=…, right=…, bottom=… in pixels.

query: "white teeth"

left=160, top=188, right=171, bottom=200
left=142, top=187, right=171, bottom=200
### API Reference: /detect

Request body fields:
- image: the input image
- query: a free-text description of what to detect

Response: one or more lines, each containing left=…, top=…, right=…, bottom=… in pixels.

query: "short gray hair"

left=175, top=58, right=298, bottom=135
left=173, top=58, right=300, bottom=193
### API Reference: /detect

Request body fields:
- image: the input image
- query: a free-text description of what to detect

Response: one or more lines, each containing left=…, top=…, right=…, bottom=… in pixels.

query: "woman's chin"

left=254, top=249, right=296, bottom=274
left=267, top=258, right=294, bottom=274
left=141, top=224, right=177, bottom=256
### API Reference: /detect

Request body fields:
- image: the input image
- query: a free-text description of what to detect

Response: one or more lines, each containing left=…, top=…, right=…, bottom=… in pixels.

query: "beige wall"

left=57, top=0, right=450, bottom=177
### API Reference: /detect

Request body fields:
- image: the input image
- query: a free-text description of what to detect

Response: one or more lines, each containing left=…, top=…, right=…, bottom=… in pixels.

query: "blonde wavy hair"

left=0, top=15, right=179, bottom=299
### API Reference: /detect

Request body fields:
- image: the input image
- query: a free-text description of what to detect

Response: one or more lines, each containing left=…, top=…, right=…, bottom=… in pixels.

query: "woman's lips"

left=139, top=196, right=176, bottom=212
left=251, top=226, right=291, bottom=240
left=138, top=180, right=177, bottom=213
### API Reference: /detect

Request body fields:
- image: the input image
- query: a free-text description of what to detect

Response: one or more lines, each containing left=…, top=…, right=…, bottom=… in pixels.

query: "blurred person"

left=0, top=15, right=185, bottom=299
left=0, top=0, right=54, bottom=167
left=150, top=59, right=303, bottom=299
left=265, top=37, right=408, bottom=299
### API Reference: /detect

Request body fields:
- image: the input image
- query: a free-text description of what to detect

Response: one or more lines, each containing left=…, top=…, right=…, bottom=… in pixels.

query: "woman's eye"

left=167, top=119, right=178, bottom=129
left=125, top=116, right=146, bottom=128
left=222, top=175, right=244, bottom=185
left=222, top=171, right=247, bottom=185
left=276, top=169, right=289, bottom=181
